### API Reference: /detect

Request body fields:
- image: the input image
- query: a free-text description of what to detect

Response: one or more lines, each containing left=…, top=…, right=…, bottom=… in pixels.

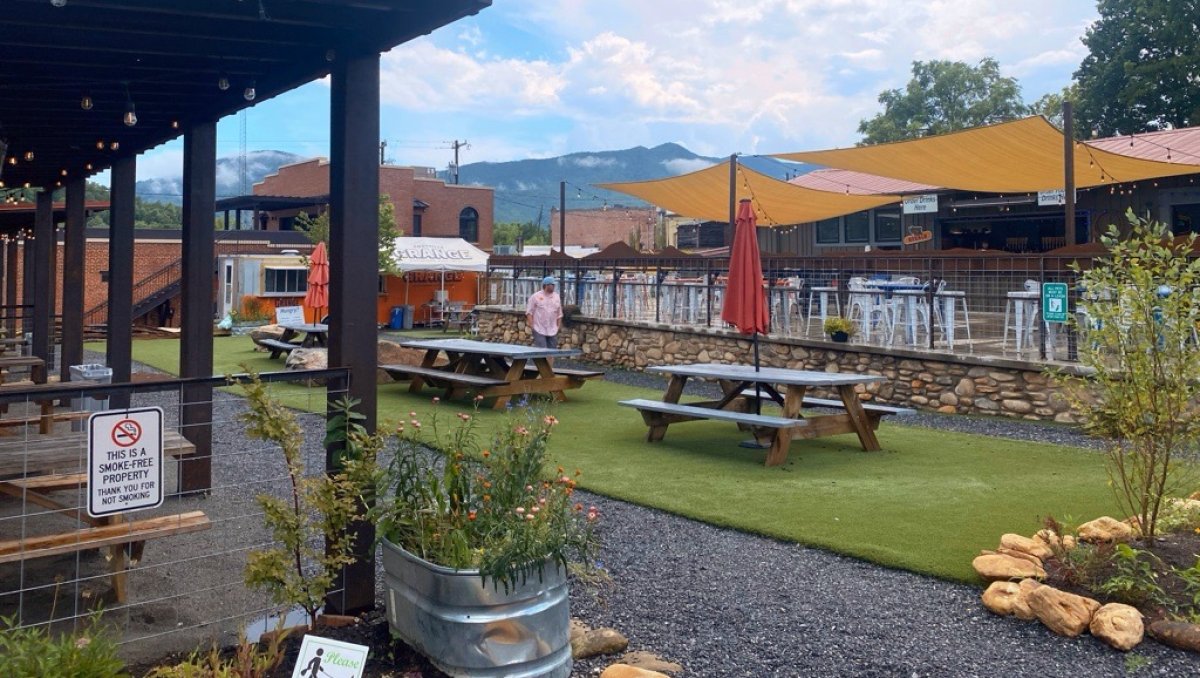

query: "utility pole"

left=559, top=180, right=566, bottom=253
left=379, top=140, right=387, bottom=165
left=449, top=139, right=469, bottom=184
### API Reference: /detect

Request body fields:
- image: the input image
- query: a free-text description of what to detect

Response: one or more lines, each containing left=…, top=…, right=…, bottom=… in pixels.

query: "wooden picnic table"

left=0, top=429, right=208, bottom=602
left=385, top=338, right=598, bottom=409
left=621, top=363, right=905, bottom=466
left=279, top=322, right=328, bottom=348
left=0, top=356, right=46, bottom=385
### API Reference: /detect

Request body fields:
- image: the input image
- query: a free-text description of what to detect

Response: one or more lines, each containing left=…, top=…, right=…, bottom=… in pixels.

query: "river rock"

left=972, top=554, right=1046, bottom=581
left=1078, top=516, right=1134, bottom=543
left=616, top=652, right=684, bottom=675
left=1090, top=603, right=1144, bottom=651
left=569, top=618, right=591, bottom=644
left=1028, top=585, right=1101, bottom=637
left=600, top=665, right=671, bottom=678
left=249, top=324, right=286, bottom=347
left=1148, top=620, right=1200, bottom=652
left=981, top=581, right=1022, bottom=616
left=1000, top=533, right=1053, bottom=560
left=1033, top=529, right=1077, bottom=552
left=572, top=627, right=629, bottom=659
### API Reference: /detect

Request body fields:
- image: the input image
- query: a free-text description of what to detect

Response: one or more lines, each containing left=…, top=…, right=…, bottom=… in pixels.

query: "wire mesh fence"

left=486, top=253, right=1103, bottom=363
left=0, top=368, right=349, bottom=664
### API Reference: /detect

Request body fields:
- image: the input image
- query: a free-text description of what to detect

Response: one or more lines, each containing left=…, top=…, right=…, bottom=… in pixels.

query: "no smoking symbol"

left=111, top=419, right=142, bottom=447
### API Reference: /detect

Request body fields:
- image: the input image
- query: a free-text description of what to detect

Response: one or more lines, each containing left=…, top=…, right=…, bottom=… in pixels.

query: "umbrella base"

left=738, top=439, right=771, bottom=449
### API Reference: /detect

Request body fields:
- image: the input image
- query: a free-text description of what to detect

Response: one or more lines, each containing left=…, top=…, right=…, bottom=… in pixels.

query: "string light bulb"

left=96, top=140, right=105, bottom=150
left=123, top=103, right=137, bottom=127
left=80, top=94, right=93, bottom=110
left=218, top=73, right=230, bottom=91
left=23, top=151, right=33, bottom=162
left=110, top=141, right=119, bottom=151
left=243, top=81, right=256, bottom=101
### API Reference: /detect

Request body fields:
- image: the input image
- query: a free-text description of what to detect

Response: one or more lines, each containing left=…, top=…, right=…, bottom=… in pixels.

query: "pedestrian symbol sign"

left=1042, top=282, right=1069, bottom=323
left=87, top=407, right=164, bottom=518
left=291, top=635, right=368, bottom=678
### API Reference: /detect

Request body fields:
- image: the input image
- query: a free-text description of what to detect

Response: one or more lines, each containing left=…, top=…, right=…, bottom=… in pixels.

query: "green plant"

left=1156, top=497, right=1200, bottom=534
left=363, top=406, right=600, bottom=589
left=236, top=372, right=372, bottom=630
left=1060, top=212, right=1200, bottom=537
left=1097, top=543, right=1169, bottom=609
left=237, top=296, right=272, bottom=324
left=1124, top=652, right=1153, bottom=674
left=297, top=194, right=402, bottom=274
left=144, top=630, right=289, bottom=678
left=823, top=316, right=857, bottom=337
left=1040, top=515, right=1109, bottom=589
left=0, top=615, right=127, bottom=678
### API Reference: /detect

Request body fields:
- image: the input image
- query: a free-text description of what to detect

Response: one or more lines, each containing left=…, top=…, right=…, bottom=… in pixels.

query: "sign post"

left=1042, top=282, right=1069, bottom=324
left=87, top=407, right=164, bottom=518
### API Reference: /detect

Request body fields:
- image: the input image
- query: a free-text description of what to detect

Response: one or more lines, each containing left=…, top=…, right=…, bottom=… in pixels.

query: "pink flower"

left=515, top=507, right=525, bottom=515
left=474, top=394, right=485, bottom=402
left=531, top=506, right=540, bottom=514
left=538, top=497, right=547, bottom=506
left=543, top=415, right=559, bottom=426
left=408, top=411, right=417, bottom=417
left=525, top=513, right=536, bottom=521
left=432, top=397, right=440, bottom=404
left=514, top=426, right=529, bottom=436
left=525, top=484, right=534, bottom=492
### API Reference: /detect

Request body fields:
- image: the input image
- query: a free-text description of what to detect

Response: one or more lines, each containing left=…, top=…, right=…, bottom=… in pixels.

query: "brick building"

left=549, top=206, right=657, bottom=250
left=251, top=158, right=495, bottom=249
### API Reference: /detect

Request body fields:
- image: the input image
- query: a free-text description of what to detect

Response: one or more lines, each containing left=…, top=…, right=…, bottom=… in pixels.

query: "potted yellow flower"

left=823, top=316, right=857, bottom=343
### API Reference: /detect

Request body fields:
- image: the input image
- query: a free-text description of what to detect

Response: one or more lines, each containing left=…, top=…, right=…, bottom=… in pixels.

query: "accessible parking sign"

left=88, top=407, right=164, bottom=518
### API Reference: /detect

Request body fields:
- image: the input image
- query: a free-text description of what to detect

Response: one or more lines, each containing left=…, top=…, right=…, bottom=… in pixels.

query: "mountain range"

left=135, top=145, right=807, bottom=225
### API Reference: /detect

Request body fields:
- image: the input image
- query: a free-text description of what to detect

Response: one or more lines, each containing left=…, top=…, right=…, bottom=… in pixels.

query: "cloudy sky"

left=139, top=0, right=1099, bottom=181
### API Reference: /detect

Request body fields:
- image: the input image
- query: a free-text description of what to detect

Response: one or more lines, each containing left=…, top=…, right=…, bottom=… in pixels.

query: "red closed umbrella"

left=721, top=199, right=768, bottom=417
left=304, top=241, right=330, bottom=322
left=721, top=199, right=768, bottom=335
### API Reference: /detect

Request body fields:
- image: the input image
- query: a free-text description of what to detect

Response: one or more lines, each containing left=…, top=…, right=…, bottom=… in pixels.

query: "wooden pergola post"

left=22, top=237, right=34, bottom=337
left=5, top=240, right=16, bottom=338
left=107, top=156, right=136, bottom=408
left=61, top=178, right=87, bottom=381
left=31, top=192, right=53, bottom=382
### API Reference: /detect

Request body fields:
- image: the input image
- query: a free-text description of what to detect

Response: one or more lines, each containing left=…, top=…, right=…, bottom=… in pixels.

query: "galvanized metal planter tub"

left=382, top=538, right=572, bottom=678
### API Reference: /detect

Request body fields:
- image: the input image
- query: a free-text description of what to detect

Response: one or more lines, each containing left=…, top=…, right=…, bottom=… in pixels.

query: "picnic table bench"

left=379, top=364, right=507, bottom=390
left=0, top=356, right=46, bottom=384
left=258, top=338, right=301, bottom=359
left=738, top=391, right=916, bottom=421
left=623, top=363, right=890, bottom=466
left=0, top=428, right=205, bottom=602
left=0, top=379, right=101, bottom=433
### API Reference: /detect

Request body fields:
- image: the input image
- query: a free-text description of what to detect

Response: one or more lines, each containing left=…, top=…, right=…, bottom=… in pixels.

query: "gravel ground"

left=33, top=351, right=1194, bottom=675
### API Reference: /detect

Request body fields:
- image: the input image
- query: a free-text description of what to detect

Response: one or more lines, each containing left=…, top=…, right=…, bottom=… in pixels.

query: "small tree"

left=1064, top=211, right=1200, bottom=537
left=296, top=194, right=401, bottom=274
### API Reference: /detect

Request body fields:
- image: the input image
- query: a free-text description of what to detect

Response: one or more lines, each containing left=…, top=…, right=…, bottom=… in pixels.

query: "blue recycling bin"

left=389, top=306, right=405, bottom=330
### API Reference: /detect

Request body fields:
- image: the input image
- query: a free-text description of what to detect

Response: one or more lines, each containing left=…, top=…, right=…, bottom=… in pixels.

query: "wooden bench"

left=0, top=510, right=212, bottom=602
left=620, top=398, right=809, bottom=430
left=380, top=364, right=507, bottom=388
left=797, top=396, right=916, bottom=417
left=522, top=365, right=606, bottom=380
left=258, top=338, right=301, bottom=359
left=0, top=356, right=46, bottom=384
left=0, top=429, right=196, bottom=478
left=0, top=379, right=101, bottom=433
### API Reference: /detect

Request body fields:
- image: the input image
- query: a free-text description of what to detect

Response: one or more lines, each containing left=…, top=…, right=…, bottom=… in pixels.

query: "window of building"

left=458, top=207, right=478, bottom=242
left=874, top=209, right=902, bottom=242
left=816, top=217, right=840, bottom=244
left=278, top=216, right=296, bottom=231
left=844, top=211, right=870, bottom=242
left=264, top=267, right=308, bottom=295
left=412, top=213, right=423, bottom=237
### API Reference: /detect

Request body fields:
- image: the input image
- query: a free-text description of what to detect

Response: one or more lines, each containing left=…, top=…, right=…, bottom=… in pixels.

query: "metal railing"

left=84, top=259, right=183, bottom=327
left=486, top=253, right=1104, bottom=363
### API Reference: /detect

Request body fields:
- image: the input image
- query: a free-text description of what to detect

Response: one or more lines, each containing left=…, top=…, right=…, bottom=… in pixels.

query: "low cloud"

left=662, top=158, right=713, bottom=175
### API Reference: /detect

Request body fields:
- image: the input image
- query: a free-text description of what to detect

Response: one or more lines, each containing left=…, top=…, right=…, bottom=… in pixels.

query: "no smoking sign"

left=88, top=407, right=164, bottom=518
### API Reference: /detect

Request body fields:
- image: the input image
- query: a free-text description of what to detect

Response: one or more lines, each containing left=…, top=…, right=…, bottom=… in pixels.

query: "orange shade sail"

left=773, top=116, right=1200, bottom=193
left=597, top=160, right=899, bottom=226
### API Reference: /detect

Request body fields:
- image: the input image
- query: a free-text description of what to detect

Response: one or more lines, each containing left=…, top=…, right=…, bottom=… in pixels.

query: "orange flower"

left=482, top=450, right=491, bottom=458
left=468, top=510, right=477, bottom=521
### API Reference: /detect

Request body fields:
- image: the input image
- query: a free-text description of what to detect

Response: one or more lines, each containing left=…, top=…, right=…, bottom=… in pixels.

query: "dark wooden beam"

left=60, top=178, right=86, bottom=382
left=106, top=156, right=135, bottom=408
left=6, top=241, right=18, bottom=338
left=326, top=50, right=379, bottom=615
left=179, top=122, right=216, bottom=494
left=31, top=192, right=53, bottom=383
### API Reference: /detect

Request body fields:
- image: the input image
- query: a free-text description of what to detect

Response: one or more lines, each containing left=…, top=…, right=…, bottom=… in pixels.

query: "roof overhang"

left=0, top=0, right=491, bottom=190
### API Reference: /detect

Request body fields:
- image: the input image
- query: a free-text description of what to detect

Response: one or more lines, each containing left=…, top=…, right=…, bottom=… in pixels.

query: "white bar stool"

left=1003, top=280, right=1041, bottom=352
left=805, top=284, right=841, bottom=335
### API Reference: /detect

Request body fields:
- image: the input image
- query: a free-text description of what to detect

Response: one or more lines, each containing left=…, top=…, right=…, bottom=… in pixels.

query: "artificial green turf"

left=93, top=336, right=1119, bottom=583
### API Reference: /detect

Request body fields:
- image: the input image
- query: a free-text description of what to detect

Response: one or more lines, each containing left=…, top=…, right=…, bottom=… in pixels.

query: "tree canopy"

left=296, top=194, right=401, bottom=274
left=1074, top=0, right=1200, bottom=136
left=492, top=222, right=548, bottom=247
left=857, top=58, right=1028, bottom=145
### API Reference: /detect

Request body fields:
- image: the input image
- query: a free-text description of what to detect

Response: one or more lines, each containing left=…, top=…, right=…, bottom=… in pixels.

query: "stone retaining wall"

left=478, top=307, right=1084, bottom=423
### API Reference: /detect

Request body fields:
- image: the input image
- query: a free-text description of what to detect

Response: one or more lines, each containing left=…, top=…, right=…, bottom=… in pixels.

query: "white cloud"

left=376, top=0, right=1098, bottom=163
left=662, top=158, right=714, bottom=175
left=568, top=155, right=620, bottom=168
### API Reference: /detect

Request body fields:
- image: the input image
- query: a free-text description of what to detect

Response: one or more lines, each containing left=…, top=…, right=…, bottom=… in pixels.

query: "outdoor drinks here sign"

left=902, top=194, right=938, bottom=214
left=87, top=407, right=164, bottom=518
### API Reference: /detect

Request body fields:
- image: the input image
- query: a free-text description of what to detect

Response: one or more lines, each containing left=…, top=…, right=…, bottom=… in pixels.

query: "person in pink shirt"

left=525, top=276, right=563, bottom=348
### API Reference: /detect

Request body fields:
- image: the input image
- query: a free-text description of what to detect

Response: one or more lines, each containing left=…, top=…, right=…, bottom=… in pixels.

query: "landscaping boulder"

left=1148, top=620, right=1200, bottom=652
left=285, top=347, right=328, bottom=371
left=1090, top=603, right=1144, bottom=651
left=1077, top=516, right=1134, bottom=543
left=996, top=547, right=1042, bottom=567
left=1027, top=585, right=1100, bottom=637
left=249, top=324, right=286, bottom=348
left=972, top=554, right=1046, bottom=581
left=600, top=666, right=671, bottom=678
left=1000, top=533, right=1052, bottom=560
left=981, top=581, right=1022, bottom=616
left=1013, top=578, right=1042, bottom=621
left=1033, top=529, right=1076, bottom=551
left=616, top=651, right=683, bottom=675
left=572, top=627, right=629, bottom=659
left=569, top=618, right=590, bottom=645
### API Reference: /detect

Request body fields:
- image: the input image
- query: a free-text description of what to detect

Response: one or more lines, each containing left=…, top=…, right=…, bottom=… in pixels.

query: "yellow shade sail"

left=773, top=116, right=1200, bottom=193
left=596, top=160, right=899, bottom=226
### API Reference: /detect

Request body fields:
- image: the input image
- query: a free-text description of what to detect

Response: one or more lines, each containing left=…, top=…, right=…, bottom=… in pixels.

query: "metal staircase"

left=84, top=258, right=182, bottom=335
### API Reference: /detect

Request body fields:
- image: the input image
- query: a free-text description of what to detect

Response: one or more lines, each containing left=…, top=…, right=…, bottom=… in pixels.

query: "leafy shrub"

left=1097, top=543, right=1169, bottom=608
left=0, top=615, right=127, bottom=678
left=237, top=296, right=272, bottom=323
left=822, top=316, right=857, bottom=337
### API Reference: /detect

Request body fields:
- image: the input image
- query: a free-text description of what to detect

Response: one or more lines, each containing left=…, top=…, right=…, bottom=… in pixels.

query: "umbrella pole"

left=753, top=333, right=761, bottom=416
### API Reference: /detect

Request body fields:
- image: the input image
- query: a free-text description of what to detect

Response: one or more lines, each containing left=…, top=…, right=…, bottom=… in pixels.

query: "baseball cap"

left=542, top=276, right=557, bottom=286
